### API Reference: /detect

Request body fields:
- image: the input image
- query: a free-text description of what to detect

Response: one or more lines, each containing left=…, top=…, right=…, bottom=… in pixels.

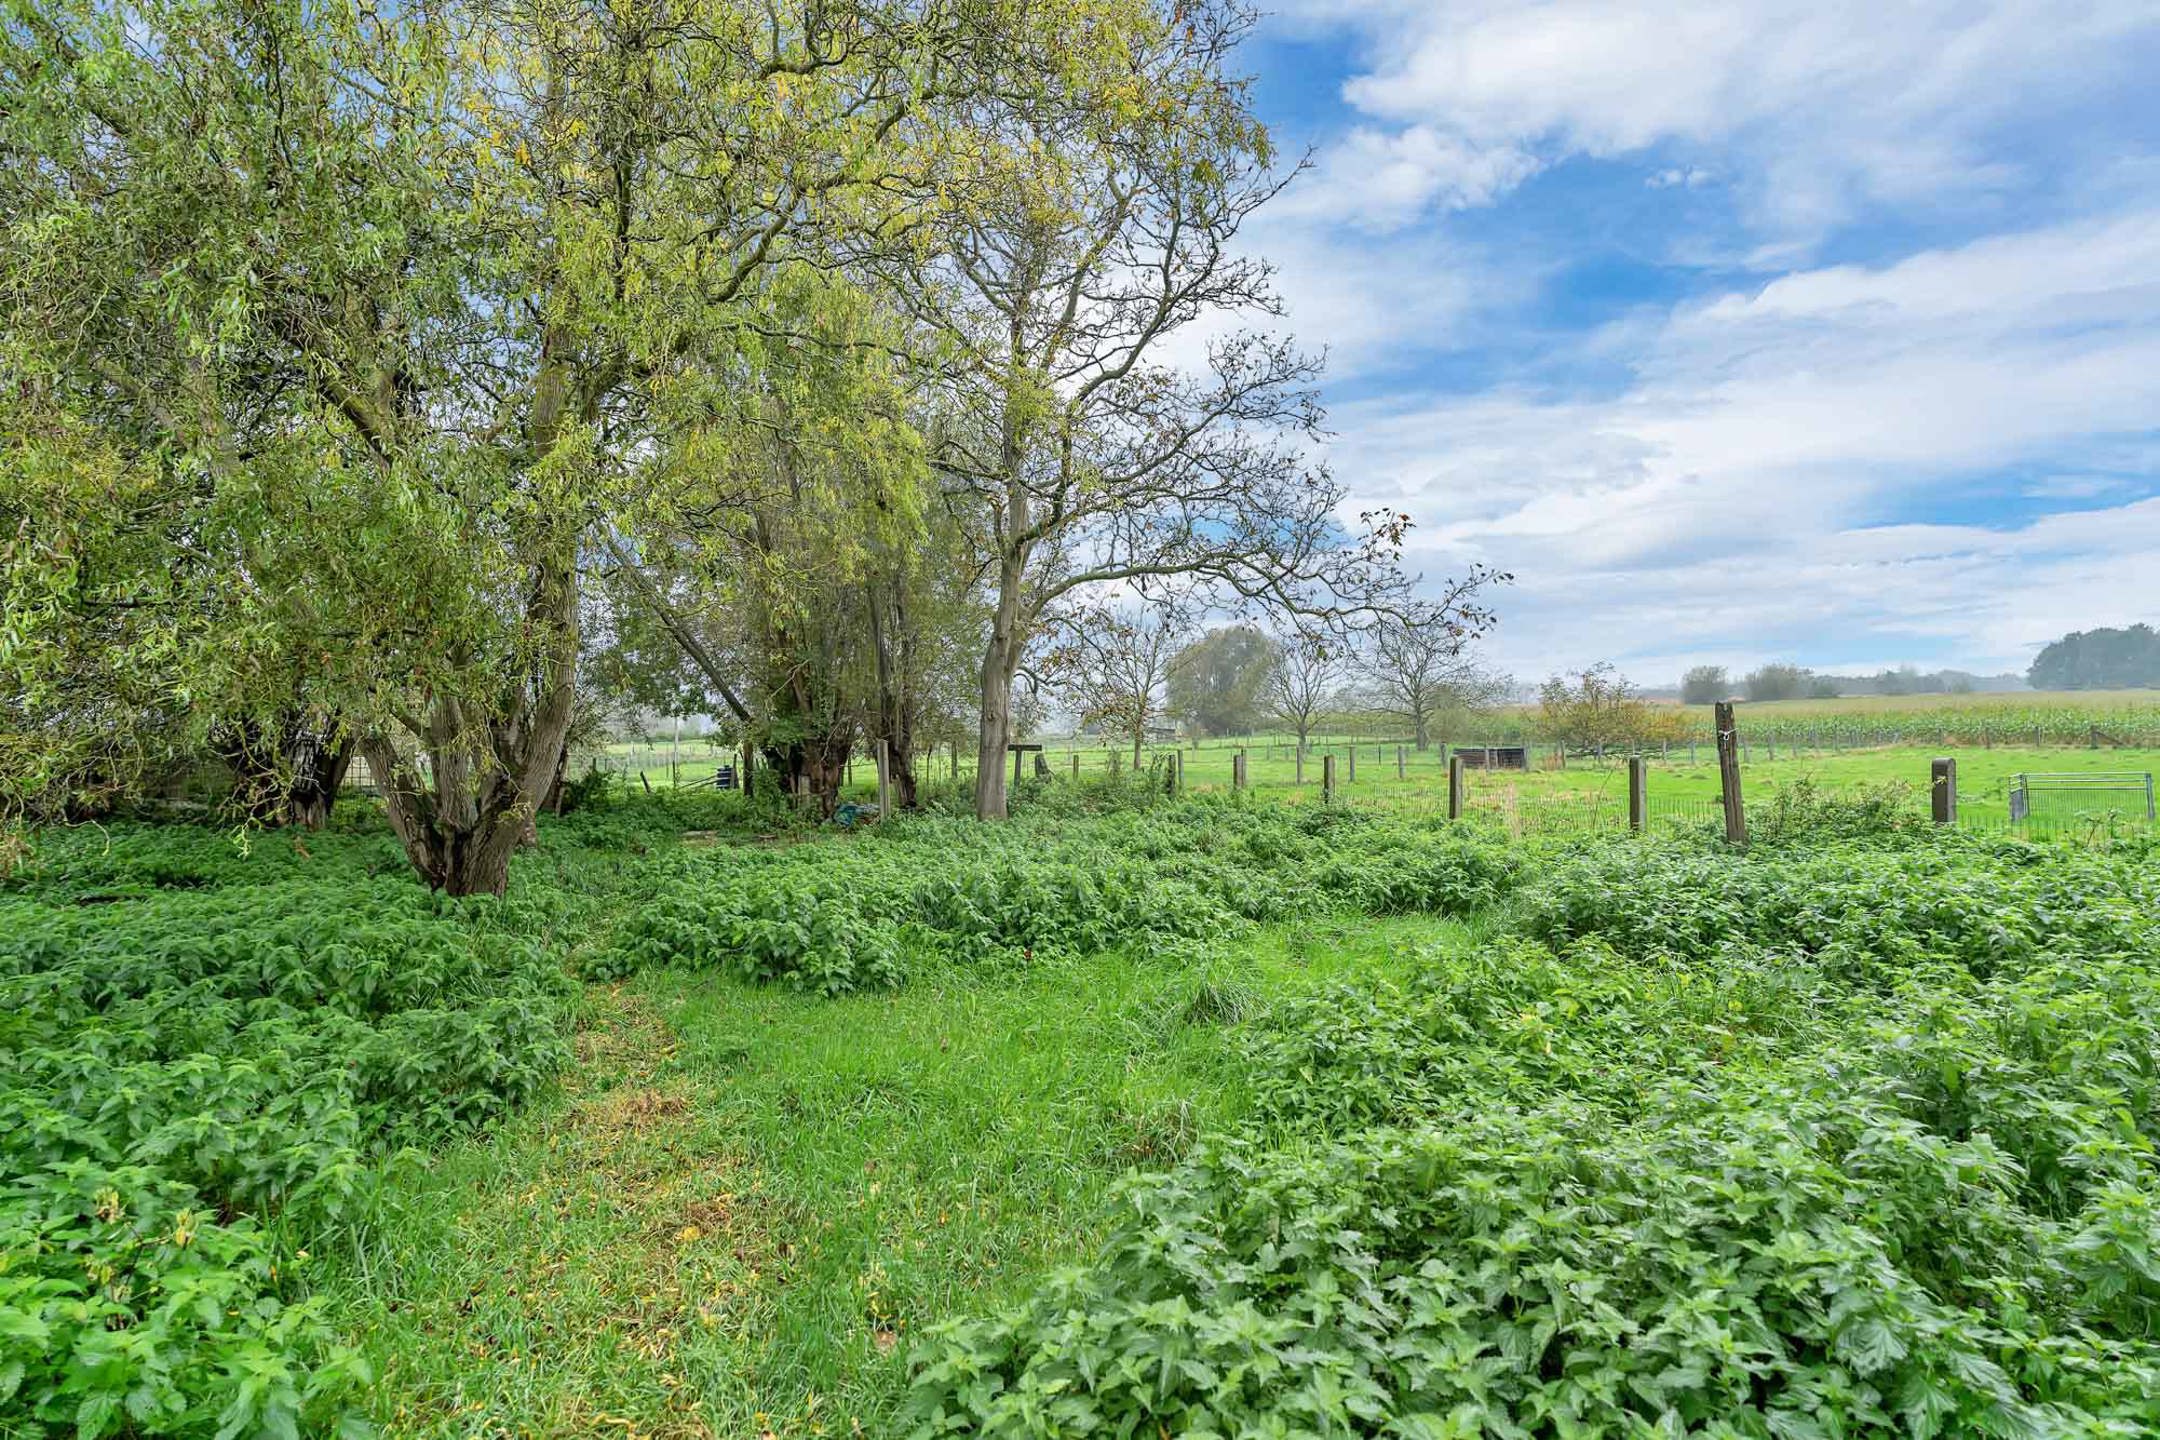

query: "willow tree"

left=878, top=0, right=1463, bottom=819
left=603, top=269, right=979, bottom=812
left=2, top=0, right=1001, bottom=890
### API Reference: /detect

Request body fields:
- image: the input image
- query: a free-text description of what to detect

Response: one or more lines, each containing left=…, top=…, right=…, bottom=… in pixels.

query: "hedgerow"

left=1, top=826, right=582, bottom=1438
left=907, top=825, right=2160, bottom=1437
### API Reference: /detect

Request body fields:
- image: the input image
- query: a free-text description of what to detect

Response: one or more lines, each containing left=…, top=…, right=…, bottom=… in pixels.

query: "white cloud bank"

left=1281, top=0, right=2159, bottom=240
left=1323, top=212, right=2160, bottom=677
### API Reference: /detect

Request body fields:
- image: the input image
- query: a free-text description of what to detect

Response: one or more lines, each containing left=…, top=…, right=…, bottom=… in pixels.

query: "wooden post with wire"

left=1447, top=754, right=1465, bottom=821
left=1233, top=750, right=1247, bottom=791
left=1715, top=702, right=1746, bottom=846
left=1628, top=756, right=1647, bottom=835
left=1322, top=754, right=1336, bottom=804
left=1396, top=745, right=1406, bottom=780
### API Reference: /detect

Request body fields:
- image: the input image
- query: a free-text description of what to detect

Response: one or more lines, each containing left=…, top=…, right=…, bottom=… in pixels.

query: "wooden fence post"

left=1071, top=751, right=1079, bottom=778
left=1931, top=757, right=1956, bottom=825
left=1715, top=701, right=1746, bottom=846
left=1447, top=754, right=1465, bottom=821
left=876, top=739, right=890, bottom=821
left=1295, top=745, right=1305, bottom=784
left=1396, top=745, right=1406, bottom=780
left=1173, top=751, right=1184, bottom=793
left=1628, top=756, right=1647, bottom=835
left=1347, top=747, right=1356, bottom=783
left=1322, top=754, right=1336, bottom=804
left=1233, top=750, right=1247, bottom=790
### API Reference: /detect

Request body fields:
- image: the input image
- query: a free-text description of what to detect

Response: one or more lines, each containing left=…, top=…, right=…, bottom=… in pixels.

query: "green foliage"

left=597, top=800, right=1518, bottom=993
left=907, top=825, right=2160, bottom=1437
left=0, top=824, right=582, bottom=1436
left=2030, top=624, right=2160, bottom=691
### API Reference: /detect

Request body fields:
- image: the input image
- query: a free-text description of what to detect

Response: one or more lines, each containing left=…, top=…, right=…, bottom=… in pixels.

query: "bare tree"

left=1264, top=639, right=1339, bottom=750
left=880, top=1, right=1470, bottom=819
left=1364, top=616, right=1509, bottom=750
left=1049, top=603, right=1187, bottom=769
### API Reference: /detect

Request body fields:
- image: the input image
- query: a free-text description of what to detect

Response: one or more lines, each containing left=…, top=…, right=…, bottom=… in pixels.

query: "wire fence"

left=345, top=739, right=2156, bottom=844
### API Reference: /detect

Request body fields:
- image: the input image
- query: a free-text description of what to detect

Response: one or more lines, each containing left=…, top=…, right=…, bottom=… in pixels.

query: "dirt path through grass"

left=329, top=918, right=1455, bottom=1437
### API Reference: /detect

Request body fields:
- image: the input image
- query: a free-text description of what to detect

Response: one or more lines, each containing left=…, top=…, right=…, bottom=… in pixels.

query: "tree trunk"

left=868, top=578, right=921, bottom=811
left=220, top=716, right=350, bottom=829
left=974, top=557, right=1026, bottom=820
left=285, top=737, right=352, bottom=830
left=363, top=549, right=579, bottom=897
left=1414, top=712, right=1430, bottom=750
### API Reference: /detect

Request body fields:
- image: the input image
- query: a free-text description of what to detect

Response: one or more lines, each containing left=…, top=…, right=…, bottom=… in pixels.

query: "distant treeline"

left=2029, top=625, right=2160, bottom=690
left=1669, top=664, right=2025, bottom=704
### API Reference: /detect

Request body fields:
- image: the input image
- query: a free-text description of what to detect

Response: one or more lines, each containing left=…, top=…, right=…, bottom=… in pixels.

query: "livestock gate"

left=2006, top=772, right=2156, bottom=825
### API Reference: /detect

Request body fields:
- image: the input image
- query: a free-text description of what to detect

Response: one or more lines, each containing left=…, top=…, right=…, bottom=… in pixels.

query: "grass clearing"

left=321, top=915, right=1462, bottom=1437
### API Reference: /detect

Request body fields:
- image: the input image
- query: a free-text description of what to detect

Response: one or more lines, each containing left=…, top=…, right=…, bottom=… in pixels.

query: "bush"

left=595, top=801, right=1519, bottom=992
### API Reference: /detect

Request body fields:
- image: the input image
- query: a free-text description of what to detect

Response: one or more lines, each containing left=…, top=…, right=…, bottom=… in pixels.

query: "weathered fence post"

left=1295, top=745, right=1305, bottom=784
left=1715, top=701, right=1746, bottom=846
left=1322, top=754, right=1336, bottom=805
left=1174, top=751, right=1184, bottom=793
left=1930, top=757, right=1956, bottom=825
left=1447, top=754, right=1465, bottom=821
left=876, top=739, right=890, bottom=821
left=1396, top=745, right=1406, bottom=780
left=1071, top=751, right=1079, bottom=778
left=1233, top=750, right=1248, bottom=791
left=1347, top=747, right=1356, bottom=783
left=1628, top=756, right=1647, bottom=835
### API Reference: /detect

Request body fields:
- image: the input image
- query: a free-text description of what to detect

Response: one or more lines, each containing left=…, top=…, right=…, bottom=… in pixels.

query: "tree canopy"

left=2029, top=625, right=2160, bottom=690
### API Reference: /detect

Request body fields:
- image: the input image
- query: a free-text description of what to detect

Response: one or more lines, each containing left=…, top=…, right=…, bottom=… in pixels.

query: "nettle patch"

left=1, top=829, right=576, bottom=1439
left=908, top=830, right=2160, bottom=1437
left=592, top=802, right=1520, bottom=994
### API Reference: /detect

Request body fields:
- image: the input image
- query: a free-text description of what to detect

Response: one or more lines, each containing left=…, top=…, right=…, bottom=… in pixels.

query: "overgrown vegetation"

left=9, top=780, right=2160, bottom=1438
left=0, top=800, right=765, bottom=1436
left=907, top=816, right=2160, bottom=1437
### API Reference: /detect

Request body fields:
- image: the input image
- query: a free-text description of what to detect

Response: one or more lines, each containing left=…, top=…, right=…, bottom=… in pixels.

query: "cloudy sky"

left=1231, top=0, right=2160, bottom=683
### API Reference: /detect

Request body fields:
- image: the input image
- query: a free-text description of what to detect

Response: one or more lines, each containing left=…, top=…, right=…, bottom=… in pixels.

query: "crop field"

left=10, top=775, right=2160, bottom=1438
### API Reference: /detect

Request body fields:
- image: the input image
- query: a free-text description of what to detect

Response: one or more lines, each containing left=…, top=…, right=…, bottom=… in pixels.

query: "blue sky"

left=1227, top=0, right=2160, bottom=683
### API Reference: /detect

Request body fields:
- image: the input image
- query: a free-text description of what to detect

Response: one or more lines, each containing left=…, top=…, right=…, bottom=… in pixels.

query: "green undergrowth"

left=592, top=797, right=1518, bottom=992
left=0, top=794, right=772, bottom=1438
left=13, top=784, right=2159, bottom=1440
left=907, top=826, right=2160, bottom=1438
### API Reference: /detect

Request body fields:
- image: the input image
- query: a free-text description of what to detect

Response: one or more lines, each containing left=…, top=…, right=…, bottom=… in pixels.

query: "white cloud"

left=1280, top=126, right=1543, bottom=231
left=1322, top=213, right=2160, bottom=676
left=1274, top=0, right=2159, bottom=238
